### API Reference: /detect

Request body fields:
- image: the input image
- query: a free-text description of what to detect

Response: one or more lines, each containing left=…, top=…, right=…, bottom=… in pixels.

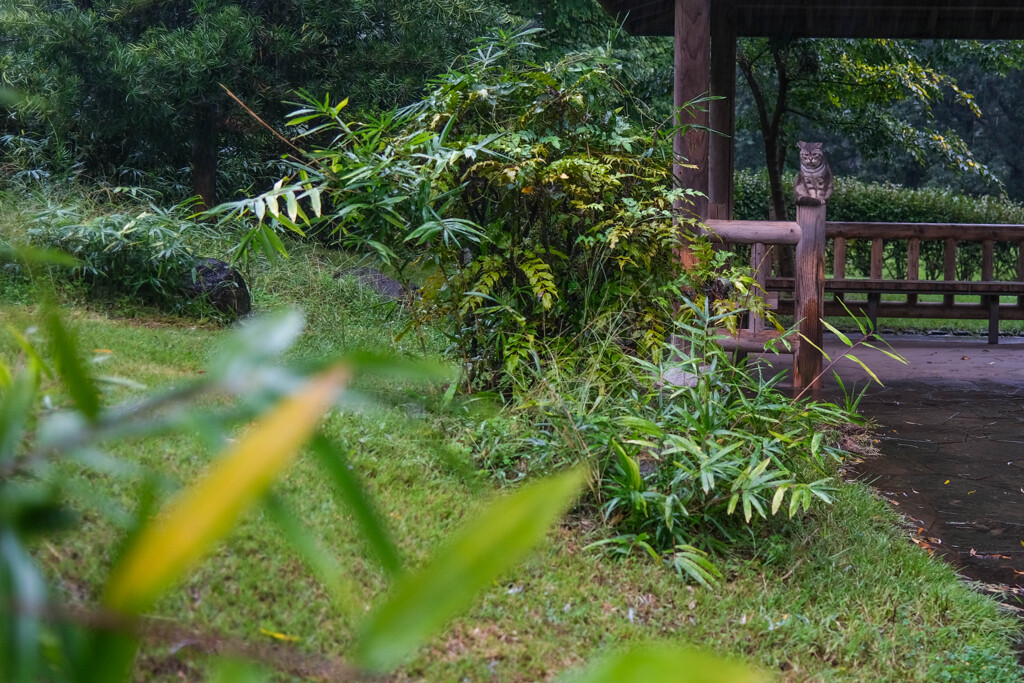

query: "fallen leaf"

left=962, top=356, right=970, bottom=360
left=944, top=480, right=950, bottom=485
left=968, top=490, right=976, bottom=495
left=260, top=627, right=300, bottom=642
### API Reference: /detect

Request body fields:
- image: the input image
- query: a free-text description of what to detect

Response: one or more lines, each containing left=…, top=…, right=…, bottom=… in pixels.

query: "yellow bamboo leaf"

left=105, top=365, right=349, bottom=613
left=259, top=627, right=301, bottom=642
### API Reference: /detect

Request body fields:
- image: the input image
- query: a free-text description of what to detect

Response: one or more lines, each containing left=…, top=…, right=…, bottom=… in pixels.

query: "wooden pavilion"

left=596, top=0, right=1024, bottom=220
left=597, top=1, right=1024, bottom=390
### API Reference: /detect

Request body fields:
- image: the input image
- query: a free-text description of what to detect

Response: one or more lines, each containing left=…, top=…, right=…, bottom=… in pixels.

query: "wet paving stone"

left=845, top=382, right=1024, bottom=587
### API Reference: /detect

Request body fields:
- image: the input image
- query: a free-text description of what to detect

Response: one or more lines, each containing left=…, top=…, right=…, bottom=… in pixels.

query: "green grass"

left=3, top=193, right=1022, bottom=681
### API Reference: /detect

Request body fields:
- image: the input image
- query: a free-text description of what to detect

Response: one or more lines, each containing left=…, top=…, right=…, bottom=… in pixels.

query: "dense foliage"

left=468, top=301, right=846, bottom=584
left=223, top=28, right=722, bottom=389
left=23, top=196, right=220, bottom=312
left=0, top=0, right=511, bottom=204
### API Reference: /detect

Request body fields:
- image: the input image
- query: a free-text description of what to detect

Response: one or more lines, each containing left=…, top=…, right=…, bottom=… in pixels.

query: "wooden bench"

left=764, top=222, right=1024, bottom=344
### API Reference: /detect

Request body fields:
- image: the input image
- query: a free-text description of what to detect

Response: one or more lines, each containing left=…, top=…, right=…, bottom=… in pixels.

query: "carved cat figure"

left=794, top=141, right=833, bottom=206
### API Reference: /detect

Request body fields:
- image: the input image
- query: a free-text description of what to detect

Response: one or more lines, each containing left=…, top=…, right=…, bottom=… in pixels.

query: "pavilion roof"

left=597, top=1, right=1024, bottom=39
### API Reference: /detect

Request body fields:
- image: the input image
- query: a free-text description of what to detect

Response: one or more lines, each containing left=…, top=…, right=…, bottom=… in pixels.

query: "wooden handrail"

left=827, top=222, right=1024, bottom=241
left=705, top=219, right=801, bottom=245
left=767, top=277, right=1024, bottom=294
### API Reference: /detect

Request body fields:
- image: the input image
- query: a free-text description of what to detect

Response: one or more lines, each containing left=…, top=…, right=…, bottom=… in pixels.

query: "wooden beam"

left=705, top=219, right=800, bottom=245
left=604, top=1, right=1024, bottom=40
left=674, top=0, right=710, bottom=220
left=715, top=329, right=796, bottom=354
left=709, top=0, right=736, bottom=217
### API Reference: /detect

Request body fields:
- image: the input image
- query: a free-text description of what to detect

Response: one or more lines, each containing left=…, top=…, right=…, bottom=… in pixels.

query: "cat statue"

left=793, top=141, right=833, bottom=206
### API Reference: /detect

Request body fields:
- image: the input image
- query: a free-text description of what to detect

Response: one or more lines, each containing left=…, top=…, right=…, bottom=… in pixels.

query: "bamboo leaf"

left=104, top=366, right=349, bottom=613
left=560, top=644, right=764, bottom=683
left=771, top=486, right=787, bottom=516
left=821, top=320, right=851, bottom=346
left=1, top=531, right=47, bottom=683
left=310, top=435, right=402, bottom=577
left=45, top=309, right=100, bottom=421
left=355, top=467, right=586, bottom=671
left=844, top=353, right=883, bottom=386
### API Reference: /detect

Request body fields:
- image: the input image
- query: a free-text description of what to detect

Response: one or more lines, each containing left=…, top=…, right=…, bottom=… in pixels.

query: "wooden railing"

left=700, top=144, right=1024, bottom=391
left=705, top=200, right=827, bottom=391
left=766, top=222, right=1024, bottom=344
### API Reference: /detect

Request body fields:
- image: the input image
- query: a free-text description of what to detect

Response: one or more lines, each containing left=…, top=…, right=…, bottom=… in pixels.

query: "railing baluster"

left=1018, top=241, right=1024, bottom=308
left=944, top=237, right=957, bottom=308
left=832, top=236, right=846, bottom=307
left=907, top=237, right=919, bottom=307
left=983, top=239, right=998, bottom=343
left=870, top=238, right=884, bottom=279
left=982, top=240, right=995, bottom=280
left=867, top=238, right=883, bottom=329
left=833, top=237, right=846, bottom=280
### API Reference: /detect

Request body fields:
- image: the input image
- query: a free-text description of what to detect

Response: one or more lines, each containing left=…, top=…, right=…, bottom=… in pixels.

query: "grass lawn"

left=2, top=197, right=1022, bottom=681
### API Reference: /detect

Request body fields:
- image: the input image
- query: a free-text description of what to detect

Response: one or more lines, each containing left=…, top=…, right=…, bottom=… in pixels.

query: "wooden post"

left=709, top=0, right=736, bottom=217
left=794, top=201, right=826, bottom=391
left=674, top=0, right=710, bottom=222
left=792, top=143, right=830, bottom=393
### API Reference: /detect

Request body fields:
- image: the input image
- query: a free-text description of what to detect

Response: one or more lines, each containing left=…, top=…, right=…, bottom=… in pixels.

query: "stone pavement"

left=761, top=334, right=1024, bottom=587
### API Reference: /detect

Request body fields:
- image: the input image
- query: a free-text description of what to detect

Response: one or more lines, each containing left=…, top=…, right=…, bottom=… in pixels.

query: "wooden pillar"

left=709, top=0, right=736, bottom=218
left=793, top=204, right=827, bottom=392
left=674, top=0, right=710, bottom=221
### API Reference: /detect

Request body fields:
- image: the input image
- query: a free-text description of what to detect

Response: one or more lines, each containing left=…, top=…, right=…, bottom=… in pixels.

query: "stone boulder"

left=184, top=257, right=251, bottom=316
left=333, top=266, right=410, bottom=301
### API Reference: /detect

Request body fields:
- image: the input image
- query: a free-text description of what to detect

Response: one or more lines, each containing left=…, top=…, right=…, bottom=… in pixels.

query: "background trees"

left=734, top=38, right=1001, bottom=220
left=0, top=0, right=509, bottom=206
left=3, top=0, right=1024, bottom=210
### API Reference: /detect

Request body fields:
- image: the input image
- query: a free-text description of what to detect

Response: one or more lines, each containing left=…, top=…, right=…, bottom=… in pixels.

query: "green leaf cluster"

left=223, top=26, right=701, bottom=390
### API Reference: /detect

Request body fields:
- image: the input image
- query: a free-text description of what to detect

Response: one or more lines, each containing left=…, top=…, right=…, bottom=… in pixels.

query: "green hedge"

left=733, top=171, right=1024, bottom=279
left=734, top=170, right=1024, bottom=223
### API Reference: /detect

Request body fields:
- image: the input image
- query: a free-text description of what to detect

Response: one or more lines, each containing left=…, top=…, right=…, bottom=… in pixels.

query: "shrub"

left=466, top=301, right=850, bottom=584
left=26, top=196, right=228, bottom=314
left=220, top=26, right=715, bottom=390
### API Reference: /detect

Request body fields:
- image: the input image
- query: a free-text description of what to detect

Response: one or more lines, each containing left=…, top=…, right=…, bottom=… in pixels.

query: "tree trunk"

left=192, top=107, right=219, bottom=209
left=764, top=133, right=787, bottom=222
left=738, top=43, right=793, bottom=275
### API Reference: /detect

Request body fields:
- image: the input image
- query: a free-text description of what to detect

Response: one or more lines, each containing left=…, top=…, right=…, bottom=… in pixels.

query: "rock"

left=659, top=366, right=702, bottom=388
left=184, top=257, right=251, bottom=316
left=334, top=266, right=410, bottom=301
